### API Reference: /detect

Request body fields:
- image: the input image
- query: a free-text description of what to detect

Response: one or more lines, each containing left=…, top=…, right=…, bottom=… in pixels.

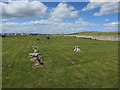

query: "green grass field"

left=2, top=35, right=118, bottom=88
left=69, top=31, right=120, bottom=35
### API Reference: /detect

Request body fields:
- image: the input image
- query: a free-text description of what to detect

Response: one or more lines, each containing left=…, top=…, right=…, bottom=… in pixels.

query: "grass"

left=0, top=37, right=2, bottom=89
left=2, top=35, right=118, bottom=88
left=69, top=31, right=120, bottom=35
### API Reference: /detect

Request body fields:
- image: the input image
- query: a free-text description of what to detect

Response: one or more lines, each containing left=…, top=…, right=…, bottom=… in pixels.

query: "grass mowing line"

left=73, top=63, right=117, bottom=88
left=48, top=38, right=75, bottom=66
left=47, top=36, right=113, bottom=69
left=2, top=43, right=25, bottom=67
left=50, top=36, right=77, bottom=61
left=34, top=37, right=70, bottom=73
left=99, top=61, right=118, bottom=72
left=2, top=36, right=38, bottom=88
left=2, top=36, right=118, bottom=88
left=85, top=61, right=117, bottom=80
left=39, top=37, right=81, bottom=86
left=51, top=37, right=99, bottom=63
left=47, top=40, right=71, bottom=65
left=45, top=37, right=98, bottom=87
left=53, top=36, right=118, bottom=87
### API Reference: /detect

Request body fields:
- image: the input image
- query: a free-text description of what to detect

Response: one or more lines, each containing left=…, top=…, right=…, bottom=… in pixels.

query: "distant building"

left=60, top=33, right=64, bottom=36
left=1, top=33, right=42, bottom=36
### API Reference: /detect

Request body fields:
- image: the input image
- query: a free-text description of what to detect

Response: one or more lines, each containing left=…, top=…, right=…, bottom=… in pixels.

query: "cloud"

left=1, top=1, right=97, bottom=34
left=104, top=22, right=120, bottom=31
left=49, top=3, right=79, bottom=19
left=72, top=28, right=87, bottom=31
left=2, top=26, right=40, bottom=33
left=2, top=18, right=97, bottom=27
left=0, top=23, right=2, bottom=33
left=23, top=20, right=52, bottom=25
left=2, top=18, right=97, bottom=33
left=75, top=18, right=97, bottom=26
left=90, top=0, right=120, bottom=2
left=2, top=20, right=53, bottom=27
left=105, top=18, right=109, bottom=22
left=1, top=0, right=47, bottom=19
left=82, top=2, right=119, bottom=16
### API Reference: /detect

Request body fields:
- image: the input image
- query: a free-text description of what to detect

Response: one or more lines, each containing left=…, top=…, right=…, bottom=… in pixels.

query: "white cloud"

left=72, top=28, right=87, bottom=31
left=82, top=2, right=104, bottom=11
left=105, top=18, right=109, bottom=22
left=75, top=18, right=97, bottom=26
left=2, top=20, right=53, bottom=26
left=23, top=20, right=52, bottom=25
left=90, top=0, right=120, bottom=2
left=1, top=2, right=98, bottom=34
left=104, top=22, right=120, bottom=31
left=2, top=18, right=97, bottom=27
left=2, top=26, right=40, bottom=33
left=2, top=18, right=97, bottom=33
left=49, top=3, right=79, bottom=19
left=0, top=23, right=2, bottom=33
left=1, top=0, right=47, bottom=19
left=82, top=2, right=119, bottom=16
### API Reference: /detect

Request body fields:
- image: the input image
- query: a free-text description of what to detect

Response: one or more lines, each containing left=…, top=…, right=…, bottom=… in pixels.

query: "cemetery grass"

left=2, top=35, right=118, bottom=88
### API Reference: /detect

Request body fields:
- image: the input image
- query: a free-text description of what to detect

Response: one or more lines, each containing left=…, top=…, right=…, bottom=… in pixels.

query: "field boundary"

left=63, top=35, right=120, bottom=41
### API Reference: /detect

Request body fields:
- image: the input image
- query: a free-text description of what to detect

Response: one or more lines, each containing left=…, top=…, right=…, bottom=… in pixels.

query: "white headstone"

left=74, top=46, right=80, bottom=52
left=34, top=49, right=39, bottom=53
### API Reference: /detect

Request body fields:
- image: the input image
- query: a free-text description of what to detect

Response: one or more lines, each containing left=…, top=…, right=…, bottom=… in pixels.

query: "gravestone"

left=74, top=46, right=80, bottom=52
left=46, top=35, right=50, bottom=39
left=32, top=46, right=39, bottom=49
left=32, top=46, right=39, bottom=53
left=33, top=42, right=37, bottom=44
left=47, top=37, right=50, bottom=39
left=28, top=53, right=43, bottom=68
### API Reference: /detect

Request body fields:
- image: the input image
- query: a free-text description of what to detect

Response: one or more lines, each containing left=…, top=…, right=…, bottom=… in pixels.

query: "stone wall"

left=75, top=35, right=120, bottom=41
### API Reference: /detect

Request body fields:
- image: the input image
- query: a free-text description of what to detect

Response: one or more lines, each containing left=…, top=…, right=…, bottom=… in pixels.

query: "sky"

left=0, top=0, right=120, bottom=34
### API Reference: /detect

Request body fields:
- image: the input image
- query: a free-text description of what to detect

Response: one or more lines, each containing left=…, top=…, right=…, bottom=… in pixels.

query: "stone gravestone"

left=46, top=35, right=50, bottom=39
left=37, top=38, right=39, bottom=40
left=34, top=49, right=39, bottom=53
left=28, top=46, right=43, bottom=68
left=32, top=46, right=39, bottom=53
left=28, top=53, right=43, bottom=68
left=33, top=42, right=37, bottom=44
left=74, top=46, right=80, bottom=52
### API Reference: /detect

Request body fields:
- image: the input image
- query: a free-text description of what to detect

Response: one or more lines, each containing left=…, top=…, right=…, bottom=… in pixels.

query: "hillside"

left=69, top=31, right=120, bottom=35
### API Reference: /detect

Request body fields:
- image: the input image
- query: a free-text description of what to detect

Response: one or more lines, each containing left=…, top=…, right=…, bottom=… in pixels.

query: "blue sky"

left=1, top=1, right=119, bottom=34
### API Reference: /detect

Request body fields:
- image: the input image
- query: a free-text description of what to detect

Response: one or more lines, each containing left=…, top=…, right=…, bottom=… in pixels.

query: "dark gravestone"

left=2, top=35, right=6, bottom=37
left=47, top=37, right=50, bottom=39
left=37, top=38, right=39, bottom=40
left=40, top=62, right=43, bottom=65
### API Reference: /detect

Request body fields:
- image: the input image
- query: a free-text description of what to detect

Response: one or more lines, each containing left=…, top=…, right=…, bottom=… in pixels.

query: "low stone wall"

left=75, top=35, right=120, bottom=41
